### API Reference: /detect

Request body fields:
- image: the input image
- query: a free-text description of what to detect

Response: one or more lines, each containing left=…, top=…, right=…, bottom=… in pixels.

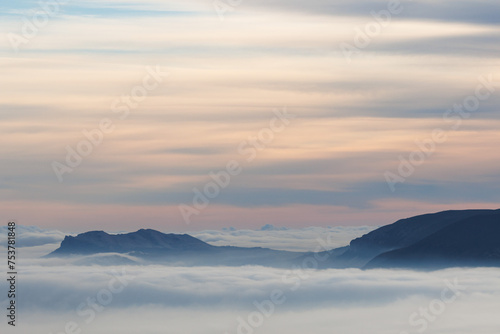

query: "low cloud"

left=190, top=226, right=376, bottom=251
left=0, top=225, right=66, bottom=248
left=1, top=263, right=499, bottom=334
left=1, top=227, right=499, bottom=333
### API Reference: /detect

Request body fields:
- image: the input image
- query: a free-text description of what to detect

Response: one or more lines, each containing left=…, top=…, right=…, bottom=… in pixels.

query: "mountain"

left=327, top=209, right=496, bottom=268
left=49, top=229, right=214, bottom=256
left=365, top=210, right=500, bottom=269
left=48, top=229, right=305, bottom=267
left=48, top=209, right=500, bottom=269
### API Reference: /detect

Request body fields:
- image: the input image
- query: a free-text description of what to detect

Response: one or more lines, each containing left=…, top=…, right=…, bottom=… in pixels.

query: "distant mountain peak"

left=48, top=229, right=214, bottom=257
left=47, top=228, right=305, bottom=267
left=136, top=228, right=160, bottom=234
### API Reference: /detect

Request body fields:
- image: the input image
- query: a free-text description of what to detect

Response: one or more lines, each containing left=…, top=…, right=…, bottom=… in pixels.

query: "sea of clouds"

left=1, top=226, right=499, bottom=334
left=190, top=224, right=377, bottom=251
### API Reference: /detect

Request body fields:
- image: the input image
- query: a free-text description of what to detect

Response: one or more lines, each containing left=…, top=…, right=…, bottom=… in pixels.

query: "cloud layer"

left=1, top=262, right=499, bottom=334
left=1, top=225, right=499, bottom=333
left=190, top=225, right=376, bottom=251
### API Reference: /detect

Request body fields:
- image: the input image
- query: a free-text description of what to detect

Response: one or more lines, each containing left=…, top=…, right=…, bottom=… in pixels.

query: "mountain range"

left=48, top=228, right=304, bottom=267
left=48, top=208, right=500, bottom=270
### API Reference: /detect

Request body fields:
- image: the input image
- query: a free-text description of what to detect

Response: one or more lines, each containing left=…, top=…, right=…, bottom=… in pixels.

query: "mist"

left=1, top=226, right=499, bottom=334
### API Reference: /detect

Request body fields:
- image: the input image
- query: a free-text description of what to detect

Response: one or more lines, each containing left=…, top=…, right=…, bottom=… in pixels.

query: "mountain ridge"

left=365, top=210, right=500, bottom=269
left=49, top=228, right=214, bottom=256
left=48, top=228, right=306, bottom=267
left=331, top=209, right=497, bottom=268
left=48, top=208, right=500, bottom=269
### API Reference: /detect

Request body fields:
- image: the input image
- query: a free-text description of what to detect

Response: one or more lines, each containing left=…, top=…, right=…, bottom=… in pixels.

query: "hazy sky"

left=1, top=0, right=499, bottom=232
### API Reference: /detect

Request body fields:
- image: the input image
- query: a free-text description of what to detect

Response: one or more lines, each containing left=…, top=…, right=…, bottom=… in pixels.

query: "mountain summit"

left=49, top=229, right=213, bottom=256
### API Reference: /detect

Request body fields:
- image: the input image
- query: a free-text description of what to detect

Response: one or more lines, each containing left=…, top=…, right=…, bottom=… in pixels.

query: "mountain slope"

left=330, top=209, right=496, bottom=267
left=49, top=229, right=214, bottom=256
left=365, top=210, right=500, bottom=269
left=48, top=229, right=305, bottom=267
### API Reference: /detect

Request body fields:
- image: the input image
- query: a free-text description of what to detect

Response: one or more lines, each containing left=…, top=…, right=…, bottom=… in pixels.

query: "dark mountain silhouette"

left=48, top=209, right=500, bottom=269
left=365, top=210, right=500, bottom=269
left=48, top=229, right=305, bottom=267
left=327, top=209, right=496, bottom=268
left=49, top=229, right=214, bottom=256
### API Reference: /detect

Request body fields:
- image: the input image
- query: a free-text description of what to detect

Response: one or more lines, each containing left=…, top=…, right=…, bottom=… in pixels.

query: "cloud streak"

left=1, top=0, right=499, bottom=229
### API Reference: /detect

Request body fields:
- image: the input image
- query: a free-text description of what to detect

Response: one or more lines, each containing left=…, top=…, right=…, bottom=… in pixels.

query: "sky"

left=2, top=244, right=500, bottom=334
left=1, top=0, right=499, bottom=232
